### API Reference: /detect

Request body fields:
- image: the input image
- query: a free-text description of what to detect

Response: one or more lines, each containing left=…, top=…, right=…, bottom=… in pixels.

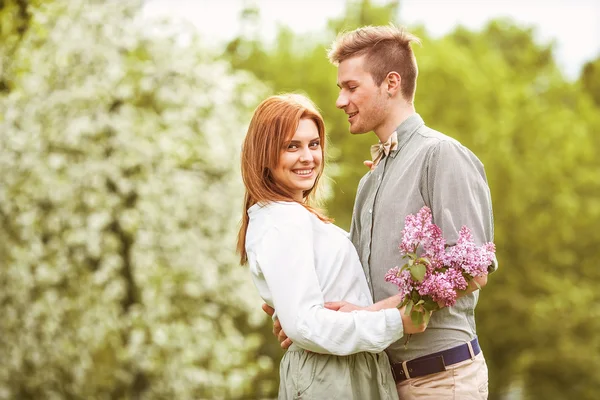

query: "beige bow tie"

left=370, top=131, right=398, bottom=168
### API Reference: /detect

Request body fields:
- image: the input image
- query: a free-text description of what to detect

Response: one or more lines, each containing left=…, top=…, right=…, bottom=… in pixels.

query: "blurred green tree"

left=0, top=0, right=38, bottom=93
left=415, top=20, right=600, bottom=400
left=0, top=0, right=276, bottom=398
left=579, top=55, right=600, bottom=106
left=225, top=0, right=403, bottom=230
left=225, top=1, right=600, bottom=399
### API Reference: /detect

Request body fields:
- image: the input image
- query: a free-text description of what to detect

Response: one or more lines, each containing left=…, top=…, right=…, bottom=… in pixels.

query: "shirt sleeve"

left=424, top=140, right=498, bottom=272
left=256, top=208, right=404, bottom=355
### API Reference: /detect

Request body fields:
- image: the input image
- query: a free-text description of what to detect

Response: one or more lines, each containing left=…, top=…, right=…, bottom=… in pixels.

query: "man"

left=265, top=24, right=496, bottom=399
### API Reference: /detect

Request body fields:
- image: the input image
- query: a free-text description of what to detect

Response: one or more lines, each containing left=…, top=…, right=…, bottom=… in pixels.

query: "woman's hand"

left=363, top=160, right=375, bottom=170
left=324, top=301, right=366, bottom=313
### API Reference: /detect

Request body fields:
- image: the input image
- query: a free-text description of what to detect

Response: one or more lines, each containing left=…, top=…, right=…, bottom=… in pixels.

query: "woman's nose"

left=299, top=147, right=313, bottom=163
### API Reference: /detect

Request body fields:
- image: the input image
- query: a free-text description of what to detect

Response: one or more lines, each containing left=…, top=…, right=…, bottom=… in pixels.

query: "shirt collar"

left=388, top=113, right=425, bottom=159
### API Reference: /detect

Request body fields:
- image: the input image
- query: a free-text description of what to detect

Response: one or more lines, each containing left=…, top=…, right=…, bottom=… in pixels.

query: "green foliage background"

left=227, top=1, right=600, bottom=399
left=1, top=0, right=599, bottom=399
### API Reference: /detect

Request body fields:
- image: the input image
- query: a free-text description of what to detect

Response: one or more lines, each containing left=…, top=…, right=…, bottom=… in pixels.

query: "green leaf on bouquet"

left=424, top=298, right=440, bottom=311
left=405, top=300, right=413, bottom=316
left=418, top=257, right=432, bottom=266
left=411, top=290, right=420, bottom=304
left=415, top=299, right=425, bottom=306
left=398, top=297, right=410, bottom=308
left=473, top=279, right=482, bottom=290
left=411, top=310, right=423, bottom=326
left=423, top=310, right=431, bottom=325
left=410, top=264, right=426, bottom=282
left=399, top=263, right=409, bottom=273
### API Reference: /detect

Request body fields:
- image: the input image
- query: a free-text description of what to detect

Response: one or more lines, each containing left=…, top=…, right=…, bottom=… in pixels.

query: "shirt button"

left=369, top=209, right=372, bottom=214
left=377, top=176, right=381, bottom=181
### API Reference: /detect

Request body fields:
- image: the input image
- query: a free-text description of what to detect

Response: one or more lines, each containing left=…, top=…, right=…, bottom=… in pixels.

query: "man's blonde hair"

left=327, top=24, right=421, bottom=102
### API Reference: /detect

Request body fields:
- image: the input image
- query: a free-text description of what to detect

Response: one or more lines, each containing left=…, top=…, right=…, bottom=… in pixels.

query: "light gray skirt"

left=278, top=345, right=398, bottom=400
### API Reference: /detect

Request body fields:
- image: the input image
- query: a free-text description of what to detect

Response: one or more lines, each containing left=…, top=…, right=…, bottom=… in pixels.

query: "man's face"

left=336, top=55, right=388, bottom=135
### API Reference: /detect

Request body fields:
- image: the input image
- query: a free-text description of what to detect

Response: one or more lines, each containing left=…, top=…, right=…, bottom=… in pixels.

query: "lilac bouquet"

left=385, top=206, right=496, bottom=327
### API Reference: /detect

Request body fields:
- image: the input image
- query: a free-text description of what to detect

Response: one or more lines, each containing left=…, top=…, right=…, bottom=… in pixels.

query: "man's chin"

left=349, top=125, right=369, bottom=135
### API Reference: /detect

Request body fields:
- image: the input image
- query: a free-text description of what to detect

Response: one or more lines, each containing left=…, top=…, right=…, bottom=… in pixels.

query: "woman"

left=236, top=94, right=423, bottom=399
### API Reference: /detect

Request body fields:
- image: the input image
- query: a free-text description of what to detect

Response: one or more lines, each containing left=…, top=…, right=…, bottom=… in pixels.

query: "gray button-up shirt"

left=349, top=113, right=497, bottom=363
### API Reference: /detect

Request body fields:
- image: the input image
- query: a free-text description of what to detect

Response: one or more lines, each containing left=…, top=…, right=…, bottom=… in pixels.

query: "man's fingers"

left=263, top=304, right=290, bottom=345
left=272, top=318, right=282, bottom=336
left=262, top=303, right=275, bottom=316
left=277, top=330, right=288, bottom=343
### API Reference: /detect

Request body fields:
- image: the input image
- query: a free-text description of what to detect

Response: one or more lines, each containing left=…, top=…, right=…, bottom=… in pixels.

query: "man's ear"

left=385, top=71, right=401, bottom=97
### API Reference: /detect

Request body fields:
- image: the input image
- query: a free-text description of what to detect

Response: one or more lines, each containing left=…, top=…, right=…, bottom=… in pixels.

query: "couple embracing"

left=237, top=24, right=497, bottom=400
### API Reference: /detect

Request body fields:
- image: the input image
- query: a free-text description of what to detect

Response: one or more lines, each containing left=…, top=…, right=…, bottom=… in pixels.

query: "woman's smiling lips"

left=292, top=168, right=314, bottom=177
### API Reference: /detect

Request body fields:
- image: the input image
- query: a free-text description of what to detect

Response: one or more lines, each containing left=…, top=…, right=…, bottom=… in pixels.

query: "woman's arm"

left=256, top=210, right=405, bottom=356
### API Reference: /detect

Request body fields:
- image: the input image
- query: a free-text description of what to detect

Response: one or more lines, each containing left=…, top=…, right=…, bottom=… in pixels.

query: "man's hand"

left=398, top=306, right=431, bottom=334
left=261, top=303, right=292, bottom=349
left=362, top=294, right=431, bottom=334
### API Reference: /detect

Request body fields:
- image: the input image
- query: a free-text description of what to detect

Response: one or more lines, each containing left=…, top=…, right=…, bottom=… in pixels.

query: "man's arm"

left=425, top=139, right=497, bottom=301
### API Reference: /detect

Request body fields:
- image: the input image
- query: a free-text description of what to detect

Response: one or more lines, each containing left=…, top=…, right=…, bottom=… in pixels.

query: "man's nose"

left=336, top=92, right=348, bottom=109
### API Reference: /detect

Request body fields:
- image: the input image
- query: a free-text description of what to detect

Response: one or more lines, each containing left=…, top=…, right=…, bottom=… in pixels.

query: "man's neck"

left=375, top=105, right=416, bottom=143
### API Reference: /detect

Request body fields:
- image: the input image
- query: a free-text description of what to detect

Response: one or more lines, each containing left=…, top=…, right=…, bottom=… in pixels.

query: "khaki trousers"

left=395, top=352, right=489, bottom=400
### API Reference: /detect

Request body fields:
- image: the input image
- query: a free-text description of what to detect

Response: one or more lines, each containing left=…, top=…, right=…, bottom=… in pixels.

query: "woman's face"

left=271, top=118, right=322, bottom=202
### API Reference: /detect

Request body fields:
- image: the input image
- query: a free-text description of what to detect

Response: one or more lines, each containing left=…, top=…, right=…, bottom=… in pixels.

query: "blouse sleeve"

left=255, top=207, right=403, bottom=355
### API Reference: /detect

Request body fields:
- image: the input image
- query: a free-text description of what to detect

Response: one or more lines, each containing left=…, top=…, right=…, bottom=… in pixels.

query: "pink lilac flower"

left=444, top=267, right=469, bottom=292
left=443, top=226, right=496, bottom=278
left=415, top=268, right=467, bottom=307
left=416, top=271, right=458, bottom=307
left=399, top=211, right=426, bottom=254
left=387, top=206, right=496, bottom=311
left=399, top=206, right=446, bottom=262
left=384, top=267, right=413, bottom=299
left=421, top=222, right=445, bottom=269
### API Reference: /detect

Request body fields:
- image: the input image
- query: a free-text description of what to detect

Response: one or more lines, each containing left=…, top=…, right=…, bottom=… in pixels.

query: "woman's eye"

left=310, top=142, right=320, bottom=148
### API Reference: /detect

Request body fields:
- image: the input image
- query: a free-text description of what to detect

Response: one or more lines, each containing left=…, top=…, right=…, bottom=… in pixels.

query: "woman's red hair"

left=237, top=94, right=332, bottom=265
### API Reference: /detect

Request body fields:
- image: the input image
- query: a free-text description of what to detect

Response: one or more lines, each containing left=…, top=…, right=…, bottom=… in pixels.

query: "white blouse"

left=245, top=201, right=403, bottom=355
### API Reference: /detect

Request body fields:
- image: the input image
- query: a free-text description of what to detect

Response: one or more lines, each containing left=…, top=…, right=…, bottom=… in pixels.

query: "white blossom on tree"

left=0, top=1, right=272, bottom=398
